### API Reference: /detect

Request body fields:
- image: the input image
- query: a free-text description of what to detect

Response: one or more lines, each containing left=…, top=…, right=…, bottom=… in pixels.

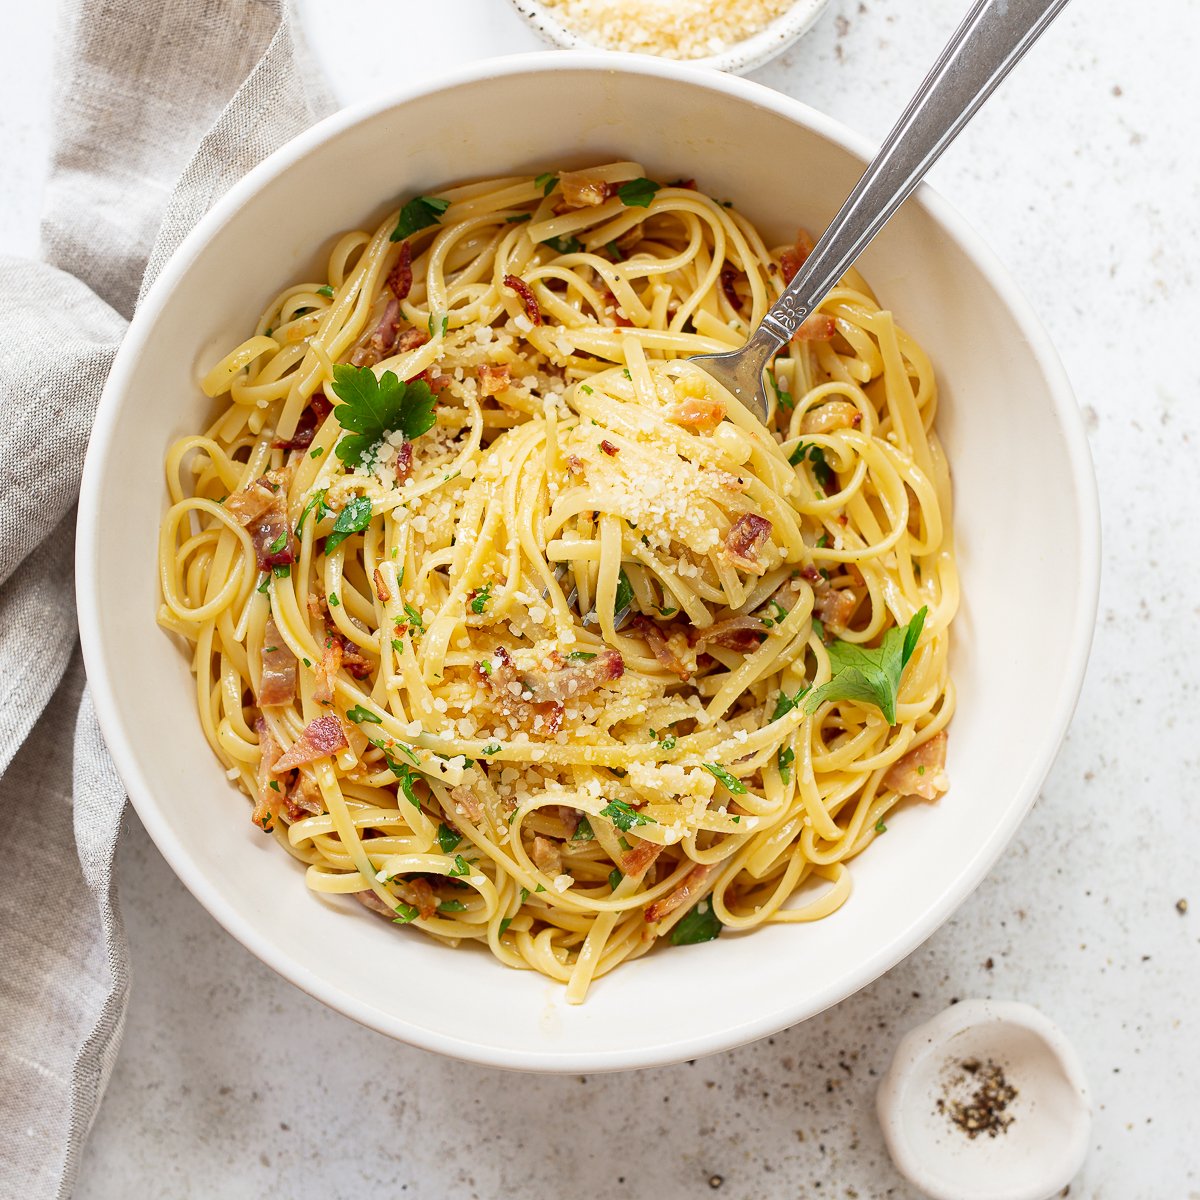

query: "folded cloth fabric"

left=0, top=2, right=333, bottom=1194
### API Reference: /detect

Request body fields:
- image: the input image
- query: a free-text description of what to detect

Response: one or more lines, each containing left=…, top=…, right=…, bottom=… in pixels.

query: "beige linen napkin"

left=0, top=2, right=333, bottom=1195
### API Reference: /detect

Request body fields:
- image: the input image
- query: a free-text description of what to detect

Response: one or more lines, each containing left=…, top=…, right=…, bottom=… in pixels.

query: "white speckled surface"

left=5, top=1, right=1197, bottom=1196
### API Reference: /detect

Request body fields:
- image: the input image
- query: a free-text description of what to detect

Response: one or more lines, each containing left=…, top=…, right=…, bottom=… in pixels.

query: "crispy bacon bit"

left=801, top=400, right=861, bottom=434
left=696, top=614, right=769, bottom=653
left=313, top=634, right=342, bottom=706
left=273, top=391, right=332, bottom=450
left=794, top=313, right=837, bottom=343
left=621, top=840, right=664, bottom=877
left=373, top=568, right=392, bottom=603
left=354, top=890, right=394, bottom=917
left=503, top=274, right=542, bottom=326
left=257, top=615, right=296, bottom=706
left=556, top=806, right=582, bottom=837
left=393, top=439, right=414, bottom=486
left=350, top=297, right=403, bottom=367
left=395, top=878, right=437, bottom=920
left=883, top=731, right=949, bottom=800
left=667, top=396, right=725, bottom=434
left=387, top=240, right=413, bottom=302
left=531, top=836, right=564, bottom=878
left=273, top=715, right=348, bottom=772
left=599, top=439, right=620, bottom=456
left=719, top=266, right=744, bottom=313
left=285, top=769, right=323, bottom=820
left=225, top=468, right=296, bottom=571
left=252, top=718, right=281, bottom=830
left=780, top=228, right=816, bottom=284
left=450, top=786, right=483, bottom=823
left=478, top=363, right=511, bottom=397
left=724, top=513, right=773, bottom=574
left=565, top=454, right=585, bottom=477
left=396, top=327, right=429, bottom=354
left=631, top=615, right=691, bottom=681
left=518, top=648, right=624, bottom=703
left=800, top=565, right=858, bottom=630
left=558, top=169, right=613, bottom=208
left=339, top=635, right=373, bottom=680
left=645, top=864, right=715, bottom=924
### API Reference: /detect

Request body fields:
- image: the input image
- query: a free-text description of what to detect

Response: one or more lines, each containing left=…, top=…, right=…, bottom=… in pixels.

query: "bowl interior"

left=78, top=56, right=1096, bottom=1070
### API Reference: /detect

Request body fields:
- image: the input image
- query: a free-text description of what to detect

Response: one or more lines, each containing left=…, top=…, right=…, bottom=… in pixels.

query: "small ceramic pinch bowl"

left=877, top=1000, right=1091, bottom=1200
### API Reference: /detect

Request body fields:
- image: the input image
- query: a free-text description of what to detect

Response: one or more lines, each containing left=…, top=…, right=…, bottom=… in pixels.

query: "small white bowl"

left=507, top=0, right=830, bottom=75
left=877, top=1001, right=1092, bottom=1200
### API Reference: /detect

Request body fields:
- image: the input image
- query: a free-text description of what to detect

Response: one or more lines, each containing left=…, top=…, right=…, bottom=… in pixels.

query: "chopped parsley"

left=614, top=567, right=634, bottom=617
left=329, top=363, right=436, bottom=469
left=703, top=763, right=747, bottom=794
left=771, top=686, right=810, bottom=722
left=481, top=743, right=502, bottom=756
left=325, top=495, right=373, bottom=553
left=391, top=638, right=403, bottom=653
left=390, top=194, right=450, bottom=242
left=505, top=212, right=532, bottom=223
left=436, top=823, right=462, bottom=854
left=542, top=234, right=581, bottom=254
left=296, top=487, right=329, bottom=537
left=658, top=605, right=677, bottom=618
left=427, top=311, right=449, bottom=338
left=567, top=651, right=596, bottom=662
left=789, top=441, right=834, bottom=489
left=498, top=917, right=514, bottom=935
left=770, top=370, right=794, bottom=411
left=580, top=384, right=593, bottom=395
left=599, top=798, right=655, bottom=832
left=316, top=284, right=335, bottom=298
left=608, top=868, right=623, bottom=891
left=272, top=564, right=290, bottom=579
left=617, top=177, right=661, bottom=208
left=403, top=602, right=424, bottom=633
left=392, top=902, right=419, bottom=924
left=669, top=899, right=722, bottom=945
left=438, top=899, right=468, bottom=913
left=267, top=530, right=287, bottom=555
left=777, top=745, right=795, bottom=784
left=328, top=593, right=340, bottom=607
left=310, top=446, right=324, bottom=459
left=572, top=815, right=595, bottom=842
left=875, top=818, right=888, bottom=834
left=805, top=607, right=927, bottom=725
left=448, top=854, right=471, bottom=878
left=469, top=582, right=492, bottom=615
left=605, top=240, right=623, bottom=261
left=268, top=779, right=280, bottom=793
left=346, top=704, right=381, bottom=725
left=534, top=172, right=558, bottom=196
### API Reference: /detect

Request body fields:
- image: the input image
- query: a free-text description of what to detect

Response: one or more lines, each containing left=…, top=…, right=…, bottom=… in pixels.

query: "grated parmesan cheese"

left=541, top=0, right=795, bottom=59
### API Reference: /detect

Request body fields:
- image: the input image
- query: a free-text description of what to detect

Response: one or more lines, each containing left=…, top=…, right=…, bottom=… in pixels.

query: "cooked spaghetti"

left=158, top=163, right=957, bottom=1002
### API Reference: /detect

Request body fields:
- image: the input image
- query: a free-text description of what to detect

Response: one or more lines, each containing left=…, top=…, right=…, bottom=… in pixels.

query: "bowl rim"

left=505, top=0, right=831, bottom=74
left=76, top=49, right=1101, bottom=1073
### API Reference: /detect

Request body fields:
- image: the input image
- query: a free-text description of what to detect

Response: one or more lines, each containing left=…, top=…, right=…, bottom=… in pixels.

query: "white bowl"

left=77, top=52, right=1099, bottom=1072
left=507, top=0, right=830, bottom=74
left=876, top=1000, right=1092, bottom=1200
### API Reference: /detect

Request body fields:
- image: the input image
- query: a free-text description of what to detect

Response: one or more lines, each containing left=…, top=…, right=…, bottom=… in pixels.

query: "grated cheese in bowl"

left=512, top=0, right=829, bottom=72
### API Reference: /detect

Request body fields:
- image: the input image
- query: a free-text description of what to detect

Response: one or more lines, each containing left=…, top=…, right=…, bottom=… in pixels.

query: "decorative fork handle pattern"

left=761, top=0, right=1072, bottom=345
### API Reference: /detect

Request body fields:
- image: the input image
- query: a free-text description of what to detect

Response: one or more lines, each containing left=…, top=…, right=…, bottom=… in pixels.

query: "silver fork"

left=691, top=0, right=1072, bottom=421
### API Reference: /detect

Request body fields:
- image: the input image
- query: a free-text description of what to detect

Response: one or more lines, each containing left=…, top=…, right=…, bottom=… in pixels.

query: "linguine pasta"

left=158, top=163, right=957, bottom=1003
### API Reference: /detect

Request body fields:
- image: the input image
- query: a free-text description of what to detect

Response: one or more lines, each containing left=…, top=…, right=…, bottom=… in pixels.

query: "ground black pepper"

left=936, top=1057, right=1018, bottom=1139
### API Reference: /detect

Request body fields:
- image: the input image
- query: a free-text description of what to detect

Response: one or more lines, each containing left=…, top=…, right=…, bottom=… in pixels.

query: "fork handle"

left=758, top=0, right=1072, bottom=347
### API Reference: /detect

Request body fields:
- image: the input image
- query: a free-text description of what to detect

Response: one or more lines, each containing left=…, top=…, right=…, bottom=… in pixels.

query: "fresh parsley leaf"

left=519, top=887, right=530, bottom=903
left=296, top=487, right=328, bottom=537
left=789, top=441, right=834, bottom=489
left=542, top=234, right=581, bottom=254
left=427, top=311, right=449, bottom=338
left=329, top=364, right=436, bottom=468
left=777, top=745, right=795, bottom=784
left=875, top=818, right=888, bottom=834
left=770, top=370, right=794, bottom=411
left=771, top=686, right=810, bottom=722
left=448, top=854, right=471, bottom=878
left=608, top=868, right=624, bottom=891
left=617, top=177, right=661, bottom=208
left=316, top=285, right=335, bottom=298
left=392, top=902, right=419, bottom=924
left=605, top=240, right=624, bottom=261
left=272, top=564, right=290, bottom=579
left=703, top=763, right=747, bottom=794
left=328, top=593, right=340, bottom=607
left=310, top=446, right=325, bottom=459
left=390, top=195, right=450, bottom=242
left=436, top=823, right=461, bottom=853
left=469, top=583, right=492, bottom=615
left=614, top=567, right=634, bottom=617
left=325, top=495, right=373, bottom=553
left=599, top=798, right=655, bottom=832
left=505, top=212, right=532, bottom=223
left=534, top=172, right=558, bottom=196
left=804, top=607, right=928, bottom=725
left=669, top=899, right=722, bottom=945
left=267, top=530, right=287, bottom=555
left=572, top=815, right=595, bottom=842
left=567, top=651, right=596, bottom=662
left=346, top=704, right=381, bottom=725
left=498, top=916, right=514, bottom=935
left=481, top=742, right=501, bottom=756
left=438, top=899, right=468, bottom=913
left=403, top=602, right=424, bottom=633
left=657, top=735, right=677, bottom=751
left=658, top=605, right=677, bottom=618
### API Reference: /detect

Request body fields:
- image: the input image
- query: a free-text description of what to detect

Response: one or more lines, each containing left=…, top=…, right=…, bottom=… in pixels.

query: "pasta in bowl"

left=159, top=163, right=955, bottom=1004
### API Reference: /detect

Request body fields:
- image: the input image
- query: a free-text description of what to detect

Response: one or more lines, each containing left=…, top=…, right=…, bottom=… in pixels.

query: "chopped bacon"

left=645, top=864, right=715, bottom=924
left=557, top=169, right=614, bottom=208
left=719, top=266, right=744, bottom=313
left=478, top=363, right=510, bottom=397
left=273, top=715, right=348, bottom=772
left=373, top=568, right=392, bottom=603
left=350, top=297, right=403, bottom=367
left=394, top=439, right=414, bottom=485
left=801, top=400, right=861, bottom=434
left=387, top=240, right=413, bottom=302
left=252, top=718, right=281, bottom=830
left=794, top=313, right=837, bottom=343
left=313, top=634, right=342, bottom=706
left=450, top=786, right=483, bottom=823
left=556, top=806, right=582, bottom=837
left=621, top=840, right=664, bottom=877
left=503, top=274, right=542, bottom=326
left=517, top=648, right=624, bottom=703
left=284, top=769, right=324, bottom=819
left=667, top=396, right=725, bottom=434
left=395, top=878, right=437, bottom=920
left=531, top=836, right=563, bottom=878
left=396, top=327, right=430, bottom=353
left=883, top=731, right=949, bottom=801
left=800, top=565, right=858, bottom=631
left=339, top=635, right=373, bottom=680
left=273, top=391, right=332, bottom=450
left=599, top=439, right=620, bottom=456
left=257, top=615, right=296, bottom=706
left=696, top=613, right=768, bottom=653
left=225, top=468, right=295, bottom=572
left=631, top=615, right=690, bottom=680
left=355, top=890, right=394, bottom=918
left=565, top=454, right=585, bottom=477
left=779, top=228, right=816, bottom=285
left=724, top=514, right=773, bottom=574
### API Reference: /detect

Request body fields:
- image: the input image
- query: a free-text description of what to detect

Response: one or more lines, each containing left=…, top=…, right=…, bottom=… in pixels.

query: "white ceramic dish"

left=77, top=52, right=1099, bottom=1072
left=876, top=1000, right=1091, bottom=1200
left=508, top=0, right=830, bottom=75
